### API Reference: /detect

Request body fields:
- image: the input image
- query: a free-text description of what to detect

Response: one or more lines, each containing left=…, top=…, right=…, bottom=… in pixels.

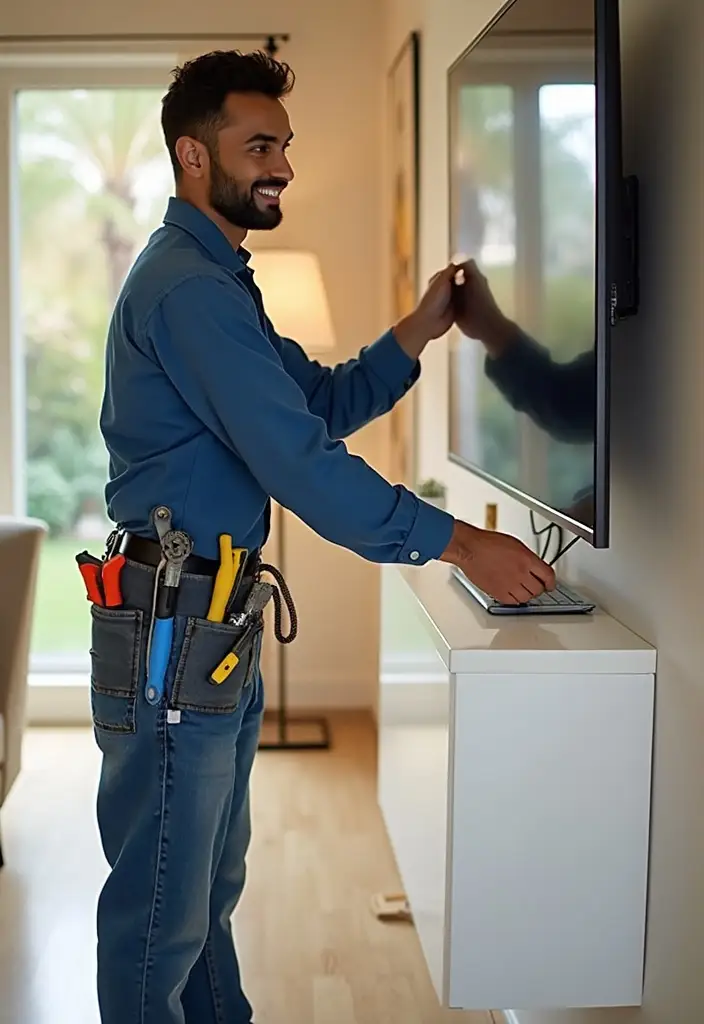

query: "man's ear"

left=175, top=136, right=208, bottom=180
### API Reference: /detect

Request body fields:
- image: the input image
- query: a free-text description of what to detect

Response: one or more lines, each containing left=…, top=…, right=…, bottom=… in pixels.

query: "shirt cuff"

left=397, top=495, right=455, bottom=566
left=361, top=329, right=420, bottom=401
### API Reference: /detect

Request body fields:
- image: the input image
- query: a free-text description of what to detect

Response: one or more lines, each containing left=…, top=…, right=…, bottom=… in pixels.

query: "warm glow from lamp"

left=248, top=249, right=336, bottom=354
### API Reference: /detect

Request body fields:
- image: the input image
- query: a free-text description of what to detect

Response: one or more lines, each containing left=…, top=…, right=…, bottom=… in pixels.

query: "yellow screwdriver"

left=207, top=535, right=247, bottom=622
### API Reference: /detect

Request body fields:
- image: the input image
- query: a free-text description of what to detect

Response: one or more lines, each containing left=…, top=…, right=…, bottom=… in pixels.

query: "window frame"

left=0, top=53, right=180, bottom=677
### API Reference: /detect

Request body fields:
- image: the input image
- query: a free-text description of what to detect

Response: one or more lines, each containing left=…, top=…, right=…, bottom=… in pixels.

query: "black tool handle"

left=155, top=583, right=178, bottom=619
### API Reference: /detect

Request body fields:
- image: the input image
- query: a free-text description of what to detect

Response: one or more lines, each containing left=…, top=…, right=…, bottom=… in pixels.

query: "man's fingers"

left=429, top=263, right=457, bottom=287
left=530, top=561, right=557, bottom=590
left=520, top=576, right=544, bottom=599
left=460, top=258, right=490, bottom=289
left=502, top=577, right=544, bottom=605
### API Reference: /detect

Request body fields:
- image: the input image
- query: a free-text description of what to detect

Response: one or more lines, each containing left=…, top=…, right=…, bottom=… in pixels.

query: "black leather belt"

left=117, top=532, right=259, bottom=578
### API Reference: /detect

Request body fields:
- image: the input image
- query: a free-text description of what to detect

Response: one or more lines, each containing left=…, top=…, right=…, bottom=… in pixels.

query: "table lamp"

left=247, top=249, right=336, bottom=750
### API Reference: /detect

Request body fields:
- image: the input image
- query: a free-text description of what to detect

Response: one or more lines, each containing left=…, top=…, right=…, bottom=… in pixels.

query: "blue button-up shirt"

left=100, top=197, right=454, bottom=563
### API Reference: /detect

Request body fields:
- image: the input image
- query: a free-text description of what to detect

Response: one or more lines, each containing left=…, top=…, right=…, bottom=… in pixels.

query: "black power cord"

left=547, top=533, right=579, bottom=567
left=529, top=511, right=579, bottom=566
left=529, top=510, right=561, bottom=561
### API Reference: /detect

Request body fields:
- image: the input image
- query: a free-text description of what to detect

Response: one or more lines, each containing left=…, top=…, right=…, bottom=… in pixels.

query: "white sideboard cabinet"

left=377, top=562, right=656, bottom=1012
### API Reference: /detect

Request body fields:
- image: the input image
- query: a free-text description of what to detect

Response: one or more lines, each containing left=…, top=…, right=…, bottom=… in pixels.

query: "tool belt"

left=114, top=530, right=296, bottom=643
left=77, top=510, right=297, bottom=708
left=117, top=532, right=260, bottom=581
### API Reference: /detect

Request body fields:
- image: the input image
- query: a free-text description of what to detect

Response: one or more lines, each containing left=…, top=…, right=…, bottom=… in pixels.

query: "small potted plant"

left=417, top=477, right=447, bottom=510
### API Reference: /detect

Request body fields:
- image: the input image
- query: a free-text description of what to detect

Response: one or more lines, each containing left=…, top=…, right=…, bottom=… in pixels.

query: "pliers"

left=76, top=551, right=126, bottom=607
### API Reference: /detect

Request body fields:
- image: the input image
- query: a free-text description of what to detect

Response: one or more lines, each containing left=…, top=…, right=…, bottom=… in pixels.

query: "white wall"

left=385, top=0, right=704, bottom=1020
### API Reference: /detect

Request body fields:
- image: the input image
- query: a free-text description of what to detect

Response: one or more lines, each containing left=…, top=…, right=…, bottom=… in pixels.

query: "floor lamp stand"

left=258, top=502, right=331, bottom=750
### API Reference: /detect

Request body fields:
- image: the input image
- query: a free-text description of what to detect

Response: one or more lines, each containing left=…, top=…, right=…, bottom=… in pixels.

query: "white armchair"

left=0, top=516, right=46, bottom=867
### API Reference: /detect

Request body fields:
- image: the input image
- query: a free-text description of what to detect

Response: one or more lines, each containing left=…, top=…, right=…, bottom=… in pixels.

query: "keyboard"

left=451, top=566, right=596, bottom=616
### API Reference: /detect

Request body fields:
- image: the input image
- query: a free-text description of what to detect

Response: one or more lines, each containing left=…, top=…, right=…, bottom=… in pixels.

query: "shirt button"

left=409, top=550, right=420, bottom=561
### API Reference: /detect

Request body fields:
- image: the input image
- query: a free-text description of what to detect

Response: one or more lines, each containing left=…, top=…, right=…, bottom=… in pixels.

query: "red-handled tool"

left=76, top=551, right=105, bottom=606
left=102, top=554, right=126, bottom=607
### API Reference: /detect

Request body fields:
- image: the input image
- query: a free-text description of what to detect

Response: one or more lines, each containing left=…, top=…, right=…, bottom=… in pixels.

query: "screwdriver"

left=207, top=536, right=247, bottom=622
left=211, top=582, right=274, bottom=685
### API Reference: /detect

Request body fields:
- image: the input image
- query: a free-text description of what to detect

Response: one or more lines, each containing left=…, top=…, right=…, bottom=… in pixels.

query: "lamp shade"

left=248, top=249, right=336, bottom=355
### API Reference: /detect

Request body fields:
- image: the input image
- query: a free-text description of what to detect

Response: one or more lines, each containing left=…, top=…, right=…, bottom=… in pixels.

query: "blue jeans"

left=90, top=561, right=264, bottom=1024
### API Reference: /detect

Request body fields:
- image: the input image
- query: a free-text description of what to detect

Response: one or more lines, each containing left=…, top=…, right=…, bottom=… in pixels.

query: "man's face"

left=206, top=93, right=294, bottom=231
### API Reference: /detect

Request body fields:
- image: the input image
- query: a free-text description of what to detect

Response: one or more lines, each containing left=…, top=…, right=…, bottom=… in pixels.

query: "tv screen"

left=448, top=0, right=626, bottom=548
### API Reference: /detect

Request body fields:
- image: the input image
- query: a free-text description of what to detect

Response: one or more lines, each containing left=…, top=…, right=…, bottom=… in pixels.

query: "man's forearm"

left=392, top=314, right=430, bottom=362
left=476, top=313, right=520, bottom=359
left=484, top=330, right=595, bottom=442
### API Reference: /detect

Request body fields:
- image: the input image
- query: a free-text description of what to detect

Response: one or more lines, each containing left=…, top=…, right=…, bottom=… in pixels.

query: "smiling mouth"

left=254, top=184, right=285, bottom=205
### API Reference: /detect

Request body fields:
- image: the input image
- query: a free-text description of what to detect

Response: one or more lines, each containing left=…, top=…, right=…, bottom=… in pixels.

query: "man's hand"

left=394, top=263, right=458, bottom=361
left=452, top=259, right=517, bottom=359
left=439, top=519, right=556, bottom=605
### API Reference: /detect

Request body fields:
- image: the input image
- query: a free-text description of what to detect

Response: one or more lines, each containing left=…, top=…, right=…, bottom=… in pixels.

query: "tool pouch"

left=89, top=605, right=145, bottom=734
left=170, top=616, right=262, bottom=714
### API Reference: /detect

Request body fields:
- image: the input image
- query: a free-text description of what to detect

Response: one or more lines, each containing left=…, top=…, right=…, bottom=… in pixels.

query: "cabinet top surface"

left=395, top=563, right=656, bottom=675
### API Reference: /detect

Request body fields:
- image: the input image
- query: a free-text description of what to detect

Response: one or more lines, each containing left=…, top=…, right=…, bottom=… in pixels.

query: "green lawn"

left=31, top=536, right=94, bottom=655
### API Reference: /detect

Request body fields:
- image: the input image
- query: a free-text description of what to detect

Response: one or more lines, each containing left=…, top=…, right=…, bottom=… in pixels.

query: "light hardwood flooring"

left=0, top=713, right=495, bottom=1024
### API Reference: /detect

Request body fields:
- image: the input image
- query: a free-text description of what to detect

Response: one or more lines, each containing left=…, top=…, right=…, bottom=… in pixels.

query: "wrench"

left=145, top=506, right=193, bottom=706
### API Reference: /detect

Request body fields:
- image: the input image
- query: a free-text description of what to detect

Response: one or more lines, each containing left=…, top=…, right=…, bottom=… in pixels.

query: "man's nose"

left=272, top=154, right=294, bottom=183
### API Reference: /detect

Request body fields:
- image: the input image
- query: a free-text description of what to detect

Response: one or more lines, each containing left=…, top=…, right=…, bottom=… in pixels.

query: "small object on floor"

left=370, top=892, right=413, bottom=923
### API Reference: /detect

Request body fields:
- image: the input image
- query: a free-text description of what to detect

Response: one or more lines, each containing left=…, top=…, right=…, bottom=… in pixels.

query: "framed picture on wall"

left=388, top=30, right=420, bottom=488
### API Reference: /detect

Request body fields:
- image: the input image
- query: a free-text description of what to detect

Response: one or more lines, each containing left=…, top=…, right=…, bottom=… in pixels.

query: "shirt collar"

left=163, top=196, right=251, bottom=275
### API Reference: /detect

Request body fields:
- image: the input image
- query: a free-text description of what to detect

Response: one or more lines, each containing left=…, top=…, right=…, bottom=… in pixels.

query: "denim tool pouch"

left=170, top=616, right=262, bottom=714
left=89, top=605, right=145, bottom=734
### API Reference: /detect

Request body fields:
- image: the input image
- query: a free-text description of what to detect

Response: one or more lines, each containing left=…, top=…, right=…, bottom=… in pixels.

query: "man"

left=453, top=259, right=595, bottom=444
left=92, top=50, right=554, bottom=1024
left=453, top=259, right=596, bottom=524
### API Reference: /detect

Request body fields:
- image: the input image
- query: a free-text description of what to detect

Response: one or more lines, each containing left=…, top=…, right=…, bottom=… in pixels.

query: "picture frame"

left=387, top=30, right=420, bottom=488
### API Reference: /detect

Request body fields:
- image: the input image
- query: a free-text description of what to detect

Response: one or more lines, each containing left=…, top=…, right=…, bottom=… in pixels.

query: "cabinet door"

left=447, top=670, right=653, bottom=1010
left=378, top=565, right=452, bottom=1003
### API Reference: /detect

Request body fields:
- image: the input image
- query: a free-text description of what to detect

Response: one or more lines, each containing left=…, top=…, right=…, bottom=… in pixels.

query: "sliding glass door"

left=0, top=59, right=175, bottom=673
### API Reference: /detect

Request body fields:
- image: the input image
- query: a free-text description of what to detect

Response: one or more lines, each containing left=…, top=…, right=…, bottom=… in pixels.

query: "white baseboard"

left=269, top=678, right=373, bottom=710
left=26, top=680, right=91, bottom=725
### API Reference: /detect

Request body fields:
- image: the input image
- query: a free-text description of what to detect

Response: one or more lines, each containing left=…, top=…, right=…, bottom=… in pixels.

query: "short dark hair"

left=161, top=49, right=295, bottom=176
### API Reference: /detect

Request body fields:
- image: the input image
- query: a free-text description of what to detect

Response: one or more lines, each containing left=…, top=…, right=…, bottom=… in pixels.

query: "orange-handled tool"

left=76, top=551, right=104, bottom=606
left=102, top=554, right=126, bottom=607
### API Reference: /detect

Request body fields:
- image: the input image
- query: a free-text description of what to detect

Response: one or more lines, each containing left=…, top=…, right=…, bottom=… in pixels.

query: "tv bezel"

left=446, top=0, right=626, bottom=549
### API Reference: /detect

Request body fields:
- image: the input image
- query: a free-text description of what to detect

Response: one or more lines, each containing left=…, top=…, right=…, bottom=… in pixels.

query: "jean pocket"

left=171, top=617, right=260, bottom=714
left=89, top=605, right=144, bottom=734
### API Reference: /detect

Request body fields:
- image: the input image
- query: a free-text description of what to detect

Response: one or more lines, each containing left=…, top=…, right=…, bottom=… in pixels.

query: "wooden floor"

left=0, top=714, right=495, bottom=1024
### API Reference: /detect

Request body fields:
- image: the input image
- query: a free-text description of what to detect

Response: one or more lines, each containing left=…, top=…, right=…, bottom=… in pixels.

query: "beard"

left=209, top=153, right=284, bottom=231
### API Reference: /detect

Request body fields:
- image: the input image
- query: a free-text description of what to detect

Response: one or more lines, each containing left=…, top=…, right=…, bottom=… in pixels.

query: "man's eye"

left=251, top=145, right=269, bottom=155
